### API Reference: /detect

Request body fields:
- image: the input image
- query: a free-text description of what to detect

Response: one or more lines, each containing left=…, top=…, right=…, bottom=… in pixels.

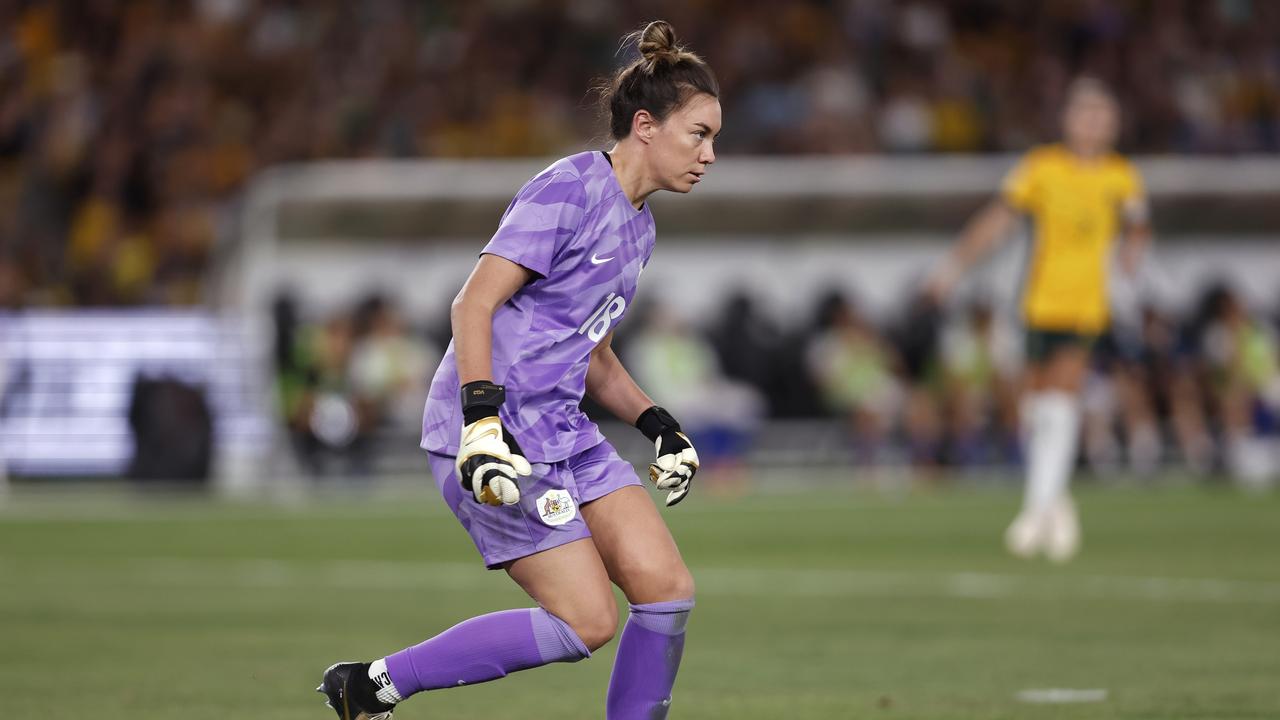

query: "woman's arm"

left=588, top=330, right=700, bottom=506
left=452, top=254, right=534, bottom=385
left=926, top=198, right=1019, bottom=300
left=585, top=329, right=655, bottom=425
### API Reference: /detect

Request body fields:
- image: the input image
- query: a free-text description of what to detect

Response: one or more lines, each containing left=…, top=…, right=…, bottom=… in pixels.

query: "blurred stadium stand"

left=0, top=1, right=1278, bottom=490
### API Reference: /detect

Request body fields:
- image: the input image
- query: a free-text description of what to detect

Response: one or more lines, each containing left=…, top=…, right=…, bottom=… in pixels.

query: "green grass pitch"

left=2, top=478, right=1277, bottom=719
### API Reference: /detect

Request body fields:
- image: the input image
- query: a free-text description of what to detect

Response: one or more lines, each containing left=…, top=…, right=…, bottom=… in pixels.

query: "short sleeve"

left=1117, top=160, right=1145, bottom=202
left=1116, top=160, right=1149, bottom=224
left=481, top=172, right=587, bottom=277
left=1000, top=152, right=1040, bottom=212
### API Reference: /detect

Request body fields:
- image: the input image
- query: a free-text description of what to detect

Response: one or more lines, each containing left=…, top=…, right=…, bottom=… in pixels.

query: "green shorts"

left=1025, top=328, right=1097, bottom=363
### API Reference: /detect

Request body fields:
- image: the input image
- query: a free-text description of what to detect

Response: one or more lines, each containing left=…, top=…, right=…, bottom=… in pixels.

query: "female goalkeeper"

left=928, top=78, right=1151, bottom=562
left=317, top=20, right=717, bottom=720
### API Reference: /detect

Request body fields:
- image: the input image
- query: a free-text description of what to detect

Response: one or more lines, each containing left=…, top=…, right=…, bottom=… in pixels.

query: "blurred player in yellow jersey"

left=928, top=79, right=1151, bottom=562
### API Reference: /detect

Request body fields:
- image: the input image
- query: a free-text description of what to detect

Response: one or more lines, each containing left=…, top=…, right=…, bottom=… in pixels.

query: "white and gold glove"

left=636, top=406, right=699, bottom=507
left=456, top=381, right=531, bottom=507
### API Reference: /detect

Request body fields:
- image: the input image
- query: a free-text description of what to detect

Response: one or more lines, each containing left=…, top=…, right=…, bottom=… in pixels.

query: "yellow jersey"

left=1001, top=144, right=1145, bottom=334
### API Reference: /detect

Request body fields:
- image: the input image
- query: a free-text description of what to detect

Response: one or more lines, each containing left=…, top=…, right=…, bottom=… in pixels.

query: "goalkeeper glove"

left=636, top=406, right=699, bottom=507
left=456, top=381, right=532, bottom=506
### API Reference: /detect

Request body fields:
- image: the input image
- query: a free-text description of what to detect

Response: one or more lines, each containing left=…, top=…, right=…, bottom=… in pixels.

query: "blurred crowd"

left=277, top=280, right=1280, bottom=484
left=3, top=1, right=1280, bottom=309
left=272, top=292, right=437, bottom=476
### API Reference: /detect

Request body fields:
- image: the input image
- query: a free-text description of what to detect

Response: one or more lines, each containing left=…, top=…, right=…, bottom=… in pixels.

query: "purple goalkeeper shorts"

left=427, top=440, right=643, bottom=569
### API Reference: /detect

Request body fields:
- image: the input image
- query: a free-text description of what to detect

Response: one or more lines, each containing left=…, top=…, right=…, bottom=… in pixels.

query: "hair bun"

left=638, top=20, right=677, bottom=60
left=597, top=19, right=717, bottom=141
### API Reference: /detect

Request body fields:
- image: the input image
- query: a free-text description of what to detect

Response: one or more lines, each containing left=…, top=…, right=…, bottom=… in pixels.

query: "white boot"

left=1045, top=495, right=1081, bottom=563
left=1004, top=509, right=1047, bottom=559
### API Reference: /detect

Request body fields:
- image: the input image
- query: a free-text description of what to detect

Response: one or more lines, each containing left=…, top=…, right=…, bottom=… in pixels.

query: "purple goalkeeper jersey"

left=421, top=151, right=656, bottom=463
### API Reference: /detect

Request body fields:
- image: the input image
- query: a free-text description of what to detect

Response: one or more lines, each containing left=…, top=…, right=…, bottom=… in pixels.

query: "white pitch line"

left=1016, top=688, right=1108, bottom=704
left=4, top=557, right=1280, bottom=605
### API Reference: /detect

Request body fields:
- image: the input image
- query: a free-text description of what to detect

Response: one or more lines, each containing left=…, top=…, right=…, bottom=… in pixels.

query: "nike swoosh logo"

left=590, top=253, right=614, bottom=265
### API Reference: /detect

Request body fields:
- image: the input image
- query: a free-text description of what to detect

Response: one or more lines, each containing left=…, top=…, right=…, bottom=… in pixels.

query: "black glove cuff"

left=635, top=405, right=680, bottom=442
left=461, top=380, right=505, bottom=425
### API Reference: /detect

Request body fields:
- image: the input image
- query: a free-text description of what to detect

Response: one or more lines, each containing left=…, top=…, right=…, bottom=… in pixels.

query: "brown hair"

left=599, top=21, right=719, bottom=141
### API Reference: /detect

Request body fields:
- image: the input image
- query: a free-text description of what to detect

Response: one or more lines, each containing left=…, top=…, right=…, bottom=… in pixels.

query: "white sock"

left=1018, top=393, right=1041, bottom=512
left=368, top=658, right=403, bottom=705
left=1023, top=391, right=1082, bottom=516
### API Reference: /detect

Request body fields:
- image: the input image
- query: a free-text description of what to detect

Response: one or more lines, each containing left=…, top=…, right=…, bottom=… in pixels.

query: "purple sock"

left=606, top=598, right=694, bottom=720
left=383, top=608, right=589, bottom=698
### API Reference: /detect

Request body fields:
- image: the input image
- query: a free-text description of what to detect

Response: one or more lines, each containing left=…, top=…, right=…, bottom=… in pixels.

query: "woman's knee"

left=564, top=602, right=618, bottom=651
left=663, top=563, right=696, bottom=600
left=546, top=591, right=617, bottom=651
left=1044, top=347, right=1090, bottom=391
left=623, top=558, right=696, bottom=603
left=575, top=617, right=617, bottom=652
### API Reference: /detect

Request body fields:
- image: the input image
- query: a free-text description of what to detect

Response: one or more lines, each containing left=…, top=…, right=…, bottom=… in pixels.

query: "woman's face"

left=647, top=93, right=721, bottom=193
left=1063, top=89, right=1119, bottom=156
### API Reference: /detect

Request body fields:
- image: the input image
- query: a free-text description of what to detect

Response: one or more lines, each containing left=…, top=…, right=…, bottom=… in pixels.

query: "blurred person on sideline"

left=940, top=298, right=1022, bottom=469
left=626, top=300, right=764, bottom=496
left=316, top=21, right=718, bottom=719
left=706, top=290, right=784, bottom=416
left=890, top=289, right=946, bottom=474
left=1089, top=301, right=1203, bottom=479
left=1199, top=285, right=1280, bottom=487
left=926, top=79, right=1152, bottom=562
left=1151, top=304, right=1216, bottom=476
left=283, top=310, right=368, bottom=477
left=1079, top=262, right=1157, bottom=478
left=126, top=374, right=213, bottom=485
left=1076, top=333, right=1125, bottom=478
left=348, top=294, right=439, bottom=433
left=806, top=290, right=900, bottom=465
left=1129, top=303, right=1214, bottom=476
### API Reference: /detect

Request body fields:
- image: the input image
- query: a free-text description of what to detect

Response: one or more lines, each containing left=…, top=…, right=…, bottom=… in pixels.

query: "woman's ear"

left=632, top=109, right=656, bottom=143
